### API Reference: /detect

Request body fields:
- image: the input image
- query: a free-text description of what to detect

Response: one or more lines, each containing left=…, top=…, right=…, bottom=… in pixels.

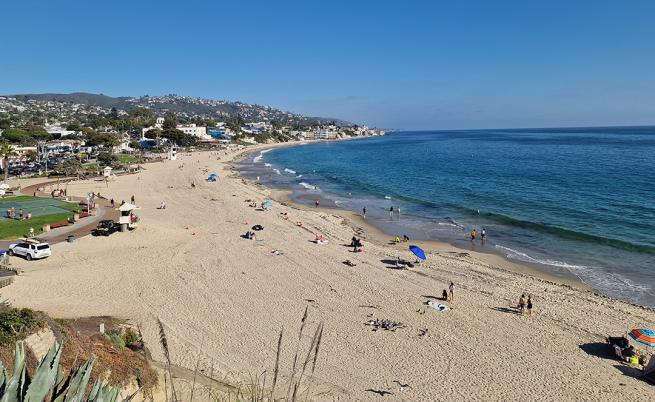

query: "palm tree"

left=0, top=142, right=17, bottom=183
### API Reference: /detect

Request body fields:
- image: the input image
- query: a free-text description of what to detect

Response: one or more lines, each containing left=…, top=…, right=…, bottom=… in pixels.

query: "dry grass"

left=58, top=322, right=158, bottom=394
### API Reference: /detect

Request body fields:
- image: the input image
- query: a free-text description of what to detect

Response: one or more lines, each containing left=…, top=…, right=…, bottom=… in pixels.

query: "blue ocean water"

left=242, top=128, right=655, bottom=306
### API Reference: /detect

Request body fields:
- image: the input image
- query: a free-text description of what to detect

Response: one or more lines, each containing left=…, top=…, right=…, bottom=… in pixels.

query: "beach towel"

left=427, top=300, right=450, bottom=312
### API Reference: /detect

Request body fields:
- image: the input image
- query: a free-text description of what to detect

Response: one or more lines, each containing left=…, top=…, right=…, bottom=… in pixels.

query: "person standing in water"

left=396, top=206, right=401, bottom=219
left=362, top=207, right=367, bottom=218
left=389, top=206, right=394, bottom=219
left=470, top=228, right=477, bottom=240
left=481, top=228, right=486, bottom=242
left=315, top=199, right=320, bottom=208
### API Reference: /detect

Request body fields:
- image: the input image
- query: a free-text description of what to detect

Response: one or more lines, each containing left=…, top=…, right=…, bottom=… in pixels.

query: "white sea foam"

left=438, top=222, right=461, bottom=228
left=495, top=244, right=653, bottom=303
left=264, top=163, right=271, bottom=167
left=253, top=155, right=263, bottom=163
left=296, top=174, right=303, bottom=178
left=384, top=196, right=392, bottom=200
left=260, top=149, right=272, bottom=154
left=299, top=182, right=317, bottom=190
left=495, top=245, right=587, bottom=270
left=284, top=168, right=296, bottom=174
left=273, top=169, right=281, bottom=175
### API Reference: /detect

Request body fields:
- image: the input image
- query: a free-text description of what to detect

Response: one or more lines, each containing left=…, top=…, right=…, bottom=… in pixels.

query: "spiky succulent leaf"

left=61, top=358, right=95, bottom=402
left=24, top=342, right=62, bottom=401
left=0, top=360, right=7, bottom=395
left=0, top=343, right=27, bottom=402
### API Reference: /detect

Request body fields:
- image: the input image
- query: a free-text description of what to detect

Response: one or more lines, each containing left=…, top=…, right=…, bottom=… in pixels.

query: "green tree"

left=1, top=128, right=30, bottom=143
left=97, top=152, right=118, bottom=167
left=0, top=142, right=17, bottom=182
left=85, top=132, right=119, bottom=147
left=66, top=122, right=81, bottom=131
left=144, top=128, right=161, bottom=140
left=162, top=111, right=178, bottom=129
left=160, top=128, right=198, bottom=146
left=58, top=158, right=82, bottom=176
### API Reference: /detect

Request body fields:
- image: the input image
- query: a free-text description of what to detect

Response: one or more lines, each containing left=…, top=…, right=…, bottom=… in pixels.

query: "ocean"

left=239, top=127, right=655, bottom=307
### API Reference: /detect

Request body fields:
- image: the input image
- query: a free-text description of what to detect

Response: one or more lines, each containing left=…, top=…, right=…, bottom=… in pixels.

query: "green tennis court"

left=0, top=196, right=80, bottom=219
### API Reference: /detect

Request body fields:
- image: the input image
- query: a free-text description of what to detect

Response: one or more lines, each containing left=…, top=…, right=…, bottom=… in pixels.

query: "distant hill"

left=5, top=92, right=352, bottom=126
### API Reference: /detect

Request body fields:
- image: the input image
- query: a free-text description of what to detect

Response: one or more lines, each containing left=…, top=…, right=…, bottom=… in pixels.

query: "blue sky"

left=2, top=1, right=654, bottom=129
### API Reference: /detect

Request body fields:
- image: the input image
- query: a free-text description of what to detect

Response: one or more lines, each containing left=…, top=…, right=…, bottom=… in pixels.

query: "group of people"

left=394, top=234, right=410, bottom=243
left=389, top=206, right=401, bottom=220
left=442, top=282, right=456, bottom=302
left=470, top=227, right=487, bottom=241
left=6, top=207, right=31, bottom=220
left=518, top=294, right=533, bottom=315
left=350, top=236, right=363, bottom=252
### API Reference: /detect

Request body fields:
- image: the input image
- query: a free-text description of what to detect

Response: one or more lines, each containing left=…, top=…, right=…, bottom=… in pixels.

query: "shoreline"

left=230, top=143, right=590, bottom=292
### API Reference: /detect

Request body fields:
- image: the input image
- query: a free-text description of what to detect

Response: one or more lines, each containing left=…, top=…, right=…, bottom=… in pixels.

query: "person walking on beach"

left=389, top=206, right=394, bottom=220
left=518, top=294, right=526, bottom=315
left=315, top=199, right=320, bottom=208
left=526, top=295, right=533, bottom=316
left=131, top=195, right=135, bottom=205
left=362, top=207, right=366, bottom=218
left=449, top=282, right=455, bottom=301
left=110, top=198, right=115, bottom=208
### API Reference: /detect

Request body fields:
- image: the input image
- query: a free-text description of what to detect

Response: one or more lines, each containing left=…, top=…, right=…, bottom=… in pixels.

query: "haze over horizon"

left=2, top=1, right=654, bottom=130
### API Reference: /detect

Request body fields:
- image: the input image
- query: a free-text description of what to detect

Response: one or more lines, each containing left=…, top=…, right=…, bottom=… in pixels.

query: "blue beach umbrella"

left=409, top=245, right=426, bottom=260
left=263, top=200, right=273, bottom=207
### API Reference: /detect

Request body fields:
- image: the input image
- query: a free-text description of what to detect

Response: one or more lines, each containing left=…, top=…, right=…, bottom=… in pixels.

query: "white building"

left=177, top=124, right=210, bottom=140
left=45, top=124, right=77, bottom=138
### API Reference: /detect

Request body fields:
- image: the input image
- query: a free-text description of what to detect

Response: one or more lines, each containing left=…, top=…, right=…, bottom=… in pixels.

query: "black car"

left=92, top=220, right=117, bottom=236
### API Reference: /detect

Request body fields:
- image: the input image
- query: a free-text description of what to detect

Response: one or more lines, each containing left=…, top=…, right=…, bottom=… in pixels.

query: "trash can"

left=67, top=235, right=75, bottom=243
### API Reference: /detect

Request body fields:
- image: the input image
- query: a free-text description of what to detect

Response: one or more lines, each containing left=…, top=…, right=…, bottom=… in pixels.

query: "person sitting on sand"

left=403, top=234, right=410, bottom=242
left=350, top=236, right=358, bottom=247
left=518, top=294, right=526, bottom=315
left=442, top=289, right=449, bottom=301
left=394, top=236, right=401, bottom=243
left=160, top=201, right=166, bottom=210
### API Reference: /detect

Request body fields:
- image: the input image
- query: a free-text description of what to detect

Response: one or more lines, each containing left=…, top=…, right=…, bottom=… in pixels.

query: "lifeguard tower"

left=168, top=145, right=177, bottom=160
left=117, top=203, right=140, bottom=232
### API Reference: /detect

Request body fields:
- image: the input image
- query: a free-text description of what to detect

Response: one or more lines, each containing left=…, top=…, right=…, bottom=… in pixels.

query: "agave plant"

left=0, top=342, right=133, bottom=402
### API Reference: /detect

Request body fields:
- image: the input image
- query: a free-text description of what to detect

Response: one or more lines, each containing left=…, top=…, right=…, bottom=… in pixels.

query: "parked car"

left=8, top=241, right=51, bottom=260
left=93, top=220, right=117, bottom=236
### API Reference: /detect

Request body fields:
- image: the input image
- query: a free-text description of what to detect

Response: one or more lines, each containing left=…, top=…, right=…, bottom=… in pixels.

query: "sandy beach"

left=2, top=148, right=655, bottom=401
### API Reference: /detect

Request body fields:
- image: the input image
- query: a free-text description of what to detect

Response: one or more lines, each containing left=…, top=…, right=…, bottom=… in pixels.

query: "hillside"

left=4, top=92, right=352, bottom=126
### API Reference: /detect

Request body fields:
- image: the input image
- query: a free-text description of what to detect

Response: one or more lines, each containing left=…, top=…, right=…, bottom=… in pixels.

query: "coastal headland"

left=2, top=147, right=654, bottom=400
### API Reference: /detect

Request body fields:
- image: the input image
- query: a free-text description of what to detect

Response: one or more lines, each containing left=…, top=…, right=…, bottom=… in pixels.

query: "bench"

left=49, top=221, right=70, bottom=229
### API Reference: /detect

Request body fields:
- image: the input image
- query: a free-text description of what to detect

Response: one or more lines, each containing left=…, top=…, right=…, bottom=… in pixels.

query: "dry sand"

left=3, top=149, right=655, bottom=401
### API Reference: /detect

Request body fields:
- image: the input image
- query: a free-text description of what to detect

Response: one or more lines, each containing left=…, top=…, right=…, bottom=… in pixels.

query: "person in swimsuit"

left=389, top=206, right=394, bottom=219
left=362, top=207, right=366, bottom=218
left=518, top=294, right=526, bottom=315
left=470, top=229, right=477, bottom=240
left=449, top=282, right=455, bottom=301
left=527, top=295, right=533, bottom=316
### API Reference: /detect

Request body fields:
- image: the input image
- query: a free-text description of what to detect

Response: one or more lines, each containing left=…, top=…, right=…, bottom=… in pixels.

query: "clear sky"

left=2, top=1, right=655, bottom=130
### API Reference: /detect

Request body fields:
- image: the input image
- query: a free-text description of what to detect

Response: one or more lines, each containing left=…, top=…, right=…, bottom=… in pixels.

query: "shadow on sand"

left=579, top=342, right=616, bottom=360
left=490, top=306, right=520, bottom=315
